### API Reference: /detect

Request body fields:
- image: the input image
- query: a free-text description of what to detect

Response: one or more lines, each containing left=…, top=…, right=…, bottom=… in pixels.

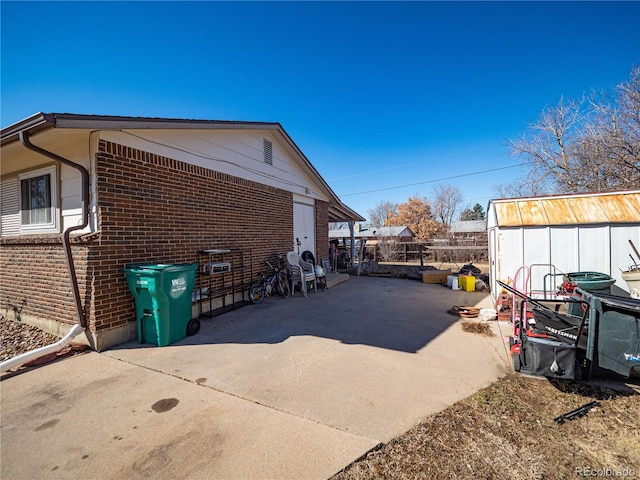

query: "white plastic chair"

left=286, top=251, right=316, bottom=296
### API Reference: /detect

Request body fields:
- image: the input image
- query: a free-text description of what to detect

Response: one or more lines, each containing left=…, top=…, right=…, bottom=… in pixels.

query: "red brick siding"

left=2, top=139, right=298, bottom=340
left=92, top=140, right=294, bottom=332
left=0, top=235, right=89, bottom=327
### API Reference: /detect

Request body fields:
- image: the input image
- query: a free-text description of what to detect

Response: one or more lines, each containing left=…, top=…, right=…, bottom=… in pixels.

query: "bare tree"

left=377, top=238, right=402, bottom=262
left=432, top=184, right=463, bottom=227
left=582, top=67, right=640, bottom=189
left=510, top=96, right=585, bottom=194
left=509, top=66, right=640, bottom=194
left=329, top=222, right=348, bottom=231
left=492, top=182, right=527, bottom=199
left=368, top=200, right=397, bottom=228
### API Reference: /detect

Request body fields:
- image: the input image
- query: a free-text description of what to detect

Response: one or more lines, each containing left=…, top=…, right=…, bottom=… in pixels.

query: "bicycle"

left=249, top=256, right=291, bottom=304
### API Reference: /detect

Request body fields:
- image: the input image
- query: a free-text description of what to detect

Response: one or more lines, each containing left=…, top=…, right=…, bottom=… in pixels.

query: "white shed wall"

left=578, top=226, right=610, bottom=273
left=490, top=223, right=640, bottom=298
left=612, top=225, right=640, bottom=274
left=549, top=227, right=579, bottom=269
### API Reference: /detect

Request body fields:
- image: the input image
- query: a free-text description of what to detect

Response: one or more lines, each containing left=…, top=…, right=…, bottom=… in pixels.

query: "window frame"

left=18, top=165, right=59, bottom=233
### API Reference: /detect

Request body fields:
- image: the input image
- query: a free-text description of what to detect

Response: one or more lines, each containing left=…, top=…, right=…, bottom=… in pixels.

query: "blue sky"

left=2, top=1, right=639, bottom=221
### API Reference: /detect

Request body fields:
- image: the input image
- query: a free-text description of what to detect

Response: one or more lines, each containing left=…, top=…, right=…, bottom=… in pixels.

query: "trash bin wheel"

left=186, top=318, right=201, bottom=336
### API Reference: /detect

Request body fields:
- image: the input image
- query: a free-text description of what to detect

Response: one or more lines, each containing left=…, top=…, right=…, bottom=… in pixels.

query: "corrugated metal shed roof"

left=491, top=190, right=640, bottom=227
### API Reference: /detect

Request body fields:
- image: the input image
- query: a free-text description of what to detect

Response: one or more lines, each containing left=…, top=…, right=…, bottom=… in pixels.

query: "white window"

left=19, top=166, right=58, bottom=232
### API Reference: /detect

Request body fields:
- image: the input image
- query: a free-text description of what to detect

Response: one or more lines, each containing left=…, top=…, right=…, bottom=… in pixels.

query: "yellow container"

left=460, top=275, right=475, bottom=292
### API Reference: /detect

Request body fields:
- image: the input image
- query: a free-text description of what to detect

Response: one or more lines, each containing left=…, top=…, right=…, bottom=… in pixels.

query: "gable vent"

left=263, top=139, right=273, bottom=165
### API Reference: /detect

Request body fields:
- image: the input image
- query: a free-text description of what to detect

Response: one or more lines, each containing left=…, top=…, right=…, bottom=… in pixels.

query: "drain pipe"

left=0, top=324, right=85, bottom=374
left=19, top=130, right=90, bottom=328
left=0, top=131, right=90, bottom=373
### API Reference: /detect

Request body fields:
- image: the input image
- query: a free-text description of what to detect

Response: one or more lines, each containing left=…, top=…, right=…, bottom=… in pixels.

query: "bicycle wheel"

left=249, top=280, right=265, bottom=304
left=277, top=271, right=290, bottom=298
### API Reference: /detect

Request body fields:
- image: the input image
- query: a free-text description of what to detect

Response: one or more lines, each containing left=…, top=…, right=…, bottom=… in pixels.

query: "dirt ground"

left=333, top=369, right=640, bottom=480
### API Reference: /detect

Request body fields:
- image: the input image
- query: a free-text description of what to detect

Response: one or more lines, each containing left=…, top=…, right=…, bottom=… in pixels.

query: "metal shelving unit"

left=194, top=248, right=252, bottom=318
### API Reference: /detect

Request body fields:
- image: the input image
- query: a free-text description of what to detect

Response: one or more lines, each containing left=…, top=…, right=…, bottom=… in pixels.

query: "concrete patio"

left=1, top=275, right=509, bottom=479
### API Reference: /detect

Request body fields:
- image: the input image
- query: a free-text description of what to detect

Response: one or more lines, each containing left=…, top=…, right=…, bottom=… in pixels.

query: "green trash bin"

left=124, top=263, right=199, bottom=346
left=566, top=271, right=616, bottom=318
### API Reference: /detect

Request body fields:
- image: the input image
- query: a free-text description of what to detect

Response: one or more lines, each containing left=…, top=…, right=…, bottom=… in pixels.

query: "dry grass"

left=333, top=374, right=640, bottom=479
left=461, top=321, right=494, bottom=336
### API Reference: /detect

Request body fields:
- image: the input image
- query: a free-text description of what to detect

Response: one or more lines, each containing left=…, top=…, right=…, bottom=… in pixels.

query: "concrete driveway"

left=1, top=276, right=509, bottom=479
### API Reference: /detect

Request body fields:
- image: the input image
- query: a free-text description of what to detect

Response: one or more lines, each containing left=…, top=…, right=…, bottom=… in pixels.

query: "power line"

left=339, top=163, right=525, bottom=197
left=328, top=145, right=486, bottom=182
left=328, top=158, right=436, bottom=181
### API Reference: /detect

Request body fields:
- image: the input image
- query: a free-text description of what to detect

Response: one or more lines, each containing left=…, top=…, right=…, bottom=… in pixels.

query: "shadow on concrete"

left=111, top=275, right=490, bottom=354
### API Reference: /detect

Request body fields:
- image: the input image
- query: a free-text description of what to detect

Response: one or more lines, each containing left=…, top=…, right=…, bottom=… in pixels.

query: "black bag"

left=522, top=336, right=577, bottom=379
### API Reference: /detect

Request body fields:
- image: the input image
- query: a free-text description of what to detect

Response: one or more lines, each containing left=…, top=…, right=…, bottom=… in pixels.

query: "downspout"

left=19, top=130, right=90, bottom=328
left=0, top=131, right=89, bottom=373
left=0, top=131, right=90, bottom=373
left=0, top=324, right=85, bottom=373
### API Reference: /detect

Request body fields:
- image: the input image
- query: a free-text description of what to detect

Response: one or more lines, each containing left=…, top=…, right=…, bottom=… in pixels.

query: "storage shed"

left=487, top=190, right=640, bottom=298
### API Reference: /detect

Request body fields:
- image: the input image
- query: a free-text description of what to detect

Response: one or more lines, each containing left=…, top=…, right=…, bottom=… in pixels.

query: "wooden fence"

left=362, top=241, right=488, bottom=264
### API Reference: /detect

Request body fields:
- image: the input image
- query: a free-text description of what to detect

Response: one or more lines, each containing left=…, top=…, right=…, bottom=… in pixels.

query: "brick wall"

left=92, top=140, right=294, bottom=337
left=1, top=139, right=331, bottom=349
left=0, top=235, right=90, bottom=328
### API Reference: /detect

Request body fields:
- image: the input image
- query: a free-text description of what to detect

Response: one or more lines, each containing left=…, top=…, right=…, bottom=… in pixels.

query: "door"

left=293, top=202, right=315, bottom=257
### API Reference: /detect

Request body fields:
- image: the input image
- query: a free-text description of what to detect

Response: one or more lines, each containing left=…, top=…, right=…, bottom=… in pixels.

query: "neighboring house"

left=449, top=220, right=487, bottom=242
left=329, top=226, right=414, bottom=243
left=1, top=113, right=363, bottom=350
left=361, top=226, right=415, bottom=242
left=487, top=189, right=640, bottom=298
left=328, top=226, right=415, bottom=264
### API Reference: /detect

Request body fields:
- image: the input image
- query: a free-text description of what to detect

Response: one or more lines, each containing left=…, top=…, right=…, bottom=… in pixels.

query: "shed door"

left=293, top=202, right=315, bottom=257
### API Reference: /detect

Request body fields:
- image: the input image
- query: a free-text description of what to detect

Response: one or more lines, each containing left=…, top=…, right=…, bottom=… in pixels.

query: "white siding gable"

left=99, top=129, right=330, bottom=202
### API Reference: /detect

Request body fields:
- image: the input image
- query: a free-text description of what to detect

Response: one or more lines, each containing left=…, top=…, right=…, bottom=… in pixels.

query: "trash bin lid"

left=566, top=271, right=615, bottom=288
left=124, top=263, right=197, bottom=273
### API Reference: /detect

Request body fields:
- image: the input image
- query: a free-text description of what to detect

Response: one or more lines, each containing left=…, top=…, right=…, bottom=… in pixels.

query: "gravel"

left=0, top=316, right=61, bottom=362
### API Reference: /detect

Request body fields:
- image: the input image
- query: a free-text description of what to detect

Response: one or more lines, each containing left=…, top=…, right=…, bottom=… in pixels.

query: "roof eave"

left=1, top=112, right=282, bottom=146
left=52, top=113, right=282, bottom=132
left=0, top=112, right=56, bottom=146
left=2, top=112, right=364, bottom=220
left=328, top=203, right=365, bottom=223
